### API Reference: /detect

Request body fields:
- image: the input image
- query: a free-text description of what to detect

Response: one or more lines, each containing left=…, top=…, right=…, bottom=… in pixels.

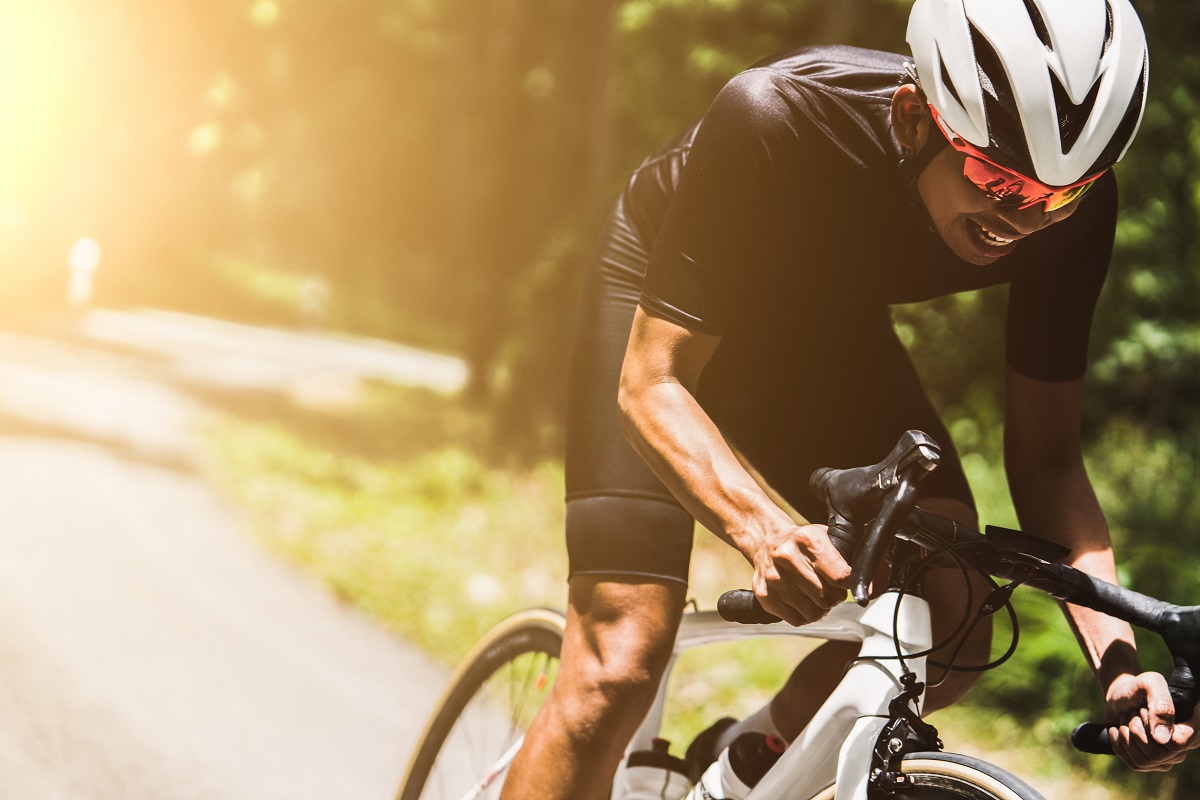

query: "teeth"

left=977, top=223, right=1013, bottom=246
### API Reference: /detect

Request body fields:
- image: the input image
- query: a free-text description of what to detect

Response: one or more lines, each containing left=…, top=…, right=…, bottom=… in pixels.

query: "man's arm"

left=618, top=307, right=850, bottom=625
left=1004, top=367, right=1197, bottom=771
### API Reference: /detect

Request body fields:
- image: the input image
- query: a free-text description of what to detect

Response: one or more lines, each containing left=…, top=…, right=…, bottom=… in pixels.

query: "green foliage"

left=202, top=384, right=570, bottom=661
left=612, top=0, right=908, bottom=158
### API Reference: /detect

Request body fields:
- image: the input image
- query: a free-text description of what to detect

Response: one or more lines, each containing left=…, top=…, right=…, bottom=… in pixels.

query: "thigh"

left=564, top=198, right=695, bottom=585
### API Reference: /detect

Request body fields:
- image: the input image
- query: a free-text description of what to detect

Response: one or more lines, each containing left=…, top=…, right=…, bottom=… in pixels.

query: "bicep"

left=1005, top=173, right=1115, bottom=382
left=1004, top=367, right=1085, bottom=475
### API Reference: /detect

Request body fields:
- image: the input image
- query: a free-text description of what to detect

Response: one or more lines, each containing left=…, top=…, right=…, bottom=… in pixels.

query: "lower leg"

left=500, top=577, right=686, bottom=800
left=911, top=497, right=991, bottom=713
left=761, top=640, right=861, bottom=741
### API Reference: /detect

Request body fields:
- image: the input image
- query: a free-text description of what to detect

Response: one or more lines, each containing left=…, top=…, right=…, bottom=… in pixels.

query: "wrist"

left=719, top=488, right=793, bottom=555
left=1096, top=639, right=1142, bottom=692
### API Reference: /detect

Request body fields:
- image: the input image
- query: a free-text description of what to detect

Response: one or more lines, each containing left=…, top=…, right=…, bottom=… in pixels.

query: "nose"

left=995, top=202, right=1050, bottom=236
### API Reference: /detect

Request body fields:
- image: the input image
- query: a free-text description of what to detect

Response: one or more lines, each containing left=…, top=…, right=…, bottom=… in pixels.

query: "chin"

left=956, top=246, right=1000, bottom=266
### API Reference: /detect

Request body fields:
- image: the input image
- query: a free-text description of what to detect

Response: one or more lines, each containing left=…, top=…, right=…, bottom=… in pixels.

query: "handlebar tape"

left=809, top=468, right=857, bottom=564
left=717, top=590, right=780, bottom=625
left=1071, top=723, right=1112, bottom=755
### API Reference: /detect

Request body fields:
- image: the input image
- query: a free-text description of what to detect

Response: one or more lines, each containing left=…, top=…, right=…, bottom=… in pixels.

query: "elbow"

left=616, top=367, right=642, bottom=444
left=1004, top=448, right=1089, bottom=502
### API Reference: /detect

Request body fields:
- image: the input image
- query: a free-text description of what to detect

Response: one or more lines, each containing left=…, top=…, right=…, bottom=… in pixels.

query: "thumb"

left=1145, top=685, right=1176, bottom=745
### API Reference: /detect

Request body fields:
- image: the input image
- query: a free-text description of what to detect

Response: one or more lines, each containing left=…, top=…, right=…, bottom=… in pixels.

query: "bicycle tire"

left=806, top=751, right=1046, bottom=800
left=396, top=608, right=565, bottom=800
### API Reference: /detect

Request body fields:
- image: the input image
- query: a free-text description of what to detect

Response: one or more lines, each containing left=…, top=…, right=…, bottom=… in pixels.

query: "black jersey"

left=628, top=45, right=1116, bottom=383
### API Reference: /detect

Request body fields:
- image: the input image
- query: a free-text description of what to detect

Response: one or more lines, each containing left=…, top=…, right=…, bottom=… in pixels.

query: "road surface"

left=0, top=309, right=466, bottom=799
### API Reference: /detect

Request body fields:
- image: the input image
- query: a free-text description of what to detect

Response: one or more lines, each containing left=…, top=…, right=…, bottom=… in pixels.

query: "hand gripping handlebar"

left=717, top=430, right=941, bottom=624
left=810, top=429, right=941, bottom=606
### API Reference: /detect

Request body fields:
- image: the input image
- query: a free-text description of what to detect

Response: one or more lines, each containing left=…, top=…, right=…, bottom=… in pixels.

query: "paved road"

left=0, top=310, right=466, bottom=799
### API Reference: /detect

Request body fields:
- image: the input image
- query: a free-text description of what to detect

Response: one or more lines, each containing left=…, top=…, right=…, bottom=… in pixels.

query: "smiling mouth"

left=971, top=220, right=1018, bottom=247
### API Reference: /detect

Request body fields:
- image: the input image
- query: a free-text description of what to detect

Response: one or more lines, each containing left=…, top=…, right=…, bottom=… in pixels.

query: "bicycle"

left=397, top=430, right=1200, bottom=800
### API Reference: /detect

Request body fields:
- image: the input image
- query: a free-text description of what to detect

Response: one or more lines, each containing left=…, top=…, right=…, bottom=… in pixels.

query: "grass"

left=200, top=383, right=1135, bottom=796
left=201, top=385, right=568, bottom=661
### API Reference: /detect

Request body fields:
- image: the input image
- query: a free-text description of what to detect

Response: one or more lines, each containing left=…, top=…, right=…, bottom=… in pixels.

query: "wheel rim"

left=805, top=755, right=1043, bottom=800
left=415, top=638, right=560, bottom=800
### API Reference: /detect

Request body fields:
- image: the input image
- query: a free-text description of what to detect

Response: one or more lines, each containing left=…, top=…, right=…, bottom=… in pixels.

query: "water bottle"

left=684, top=731, right=787, bottom=800
left=622, top=738, right=691, bottom=800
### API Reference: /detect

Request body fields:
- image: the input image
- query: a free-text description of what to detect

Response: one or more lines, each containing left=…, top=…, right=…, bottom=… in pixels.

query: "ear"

left=891, top=84, right=932, bottom=153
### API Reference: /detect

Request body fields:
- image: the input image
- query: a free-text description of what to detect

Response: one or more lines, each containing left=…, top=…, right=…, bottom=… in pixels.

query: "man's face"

left=916, top=146, right=1083, bottom=265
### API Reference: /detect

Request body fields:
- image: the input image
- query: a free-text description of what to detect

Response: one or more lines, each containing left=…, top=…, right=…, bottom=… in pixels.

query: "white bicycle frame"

left=611, top=588, right=932, bottom=800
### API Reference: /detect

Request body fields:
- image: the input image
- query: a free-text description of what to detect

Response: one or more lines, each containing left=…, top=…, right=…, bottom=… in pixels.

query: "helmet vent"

left=1085, top=54, right=1147, bottom=175
left=1022, top=0, right=1053, bottom=51
left=936, top=46, right=964, bottom=108
left=1101, top=1, right=1115, bottom=58
left=970, top=24, right=1036, bottom=175
left=1051, top=71, right=1101, bottom=154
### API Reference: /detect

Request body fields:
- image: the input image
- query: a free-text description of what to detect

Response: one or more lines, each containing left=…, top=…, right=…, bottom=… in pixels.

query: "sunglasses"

left=929, top=106, right=1103, bottom=212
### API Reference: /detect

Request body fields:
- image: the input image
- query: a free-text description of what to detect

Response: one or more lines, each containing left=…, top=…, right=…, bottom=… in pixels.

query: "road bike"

left=396, top=431, right=1200, bottom=800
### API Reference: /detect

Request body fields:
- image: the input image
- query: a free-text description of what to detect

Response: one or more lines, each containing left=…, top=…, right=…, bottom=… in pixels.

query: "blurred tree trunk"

left=440, top=0, right=619, bottom=447
left=440, top=0, right=534, bottom=404
left=486, top=0, right=621, bottom=450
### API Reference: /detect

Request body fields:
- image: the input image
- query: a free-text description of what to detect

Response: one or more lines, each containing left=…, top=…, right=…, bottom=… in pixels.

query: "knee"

left=925, top=616, right=993, bottom=712
left=551, top=579, right=683, bottom=738
left=573, top=621, right=675, bottom=714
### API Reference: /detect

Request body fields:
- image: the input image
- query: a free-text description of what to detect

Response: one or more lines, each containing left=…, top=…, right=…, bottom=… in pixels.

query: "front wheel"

left=807, top=751, right=1046, bottom=800
left=396, top=608, right=565, bottom=800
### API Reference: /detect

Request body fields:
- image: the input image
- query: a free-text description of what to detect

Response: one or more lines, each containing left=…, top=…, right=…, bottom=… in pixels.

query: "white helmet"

left=907, top=0, right=1149, bottom=186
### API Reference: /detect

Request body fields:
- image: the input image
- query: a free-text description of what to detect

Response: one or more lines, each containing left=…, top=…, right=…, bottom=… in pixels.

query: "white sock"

left=714, top=703, right=784, bottom=752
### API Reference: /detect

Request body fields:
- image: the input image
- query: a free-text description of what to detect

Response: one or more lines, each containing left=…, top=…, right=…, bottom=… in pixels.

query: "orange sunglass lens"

left=963, top=158, right=1032, bottom=205
left=1044, top=180, right=1095, bottom=211
left=963, top=157, right=1095, bottom=211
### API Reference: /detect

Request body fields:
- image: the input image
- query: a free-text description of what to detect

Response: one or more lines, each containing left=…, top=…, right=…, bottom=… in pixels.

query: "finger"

left=775, top=551, right=846, bottom=610
left=752, top=582, right=807, bottom=627
left=1172, top=721, right=1198, bottom=752
left=1120, top=718, right=1153, bottom=768
left=755, top=578, right=827, bottom=627
left=1111, top=724, right=1155, bottom=771
left=1140, top=681, right=1177, bottom=745
left=1122, top=716, right=1175, bottom=771
left=798, top=526, right=853, bottom=584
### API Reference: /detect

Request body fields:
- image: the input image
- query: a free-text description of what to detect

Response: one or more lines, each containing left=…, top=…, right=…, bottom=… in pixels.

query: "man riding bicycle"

left=501, top=1, right=1199, bottom=797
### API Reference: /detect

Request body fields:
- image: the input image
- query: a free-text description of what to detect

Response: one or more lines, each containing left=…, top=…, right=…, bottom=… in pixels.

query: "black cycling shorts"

left=564, top=196, right=973, bottom=586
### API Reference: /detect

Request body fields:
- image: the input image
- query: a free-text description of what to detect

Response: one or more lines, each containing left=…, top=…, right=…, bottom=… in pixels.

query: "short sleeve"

left=1005, top=172, right=1117, bottom=382
left=640, top=69, right=808, bottom=334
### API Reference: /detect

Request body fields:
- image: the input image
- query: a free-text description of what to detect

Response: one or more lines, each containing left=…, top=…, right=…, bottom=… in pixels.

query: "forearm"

left=617, top=378, right=791, bottom=556
left=1008, top=457, right=1140, bottom=689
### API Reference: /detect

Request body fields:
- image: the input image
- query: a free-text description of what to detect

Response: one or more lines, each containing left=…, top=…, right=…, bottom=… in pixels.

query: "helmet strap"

left=896, top=132, right=948, bottom=238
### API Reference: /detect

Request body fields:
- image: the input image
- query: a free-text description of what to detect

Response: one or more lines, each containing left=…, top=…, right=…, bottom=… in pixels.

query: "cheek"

left=1049, top=202, right=1082, bottom=224
left=917, top=157, right=989, bottom=222
left=928, top=185, right=989, bottom=232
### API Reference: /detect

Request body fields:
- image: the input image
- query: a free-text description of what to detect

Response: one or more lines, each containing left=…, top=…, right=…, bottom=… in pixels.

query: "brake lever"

left=811, top=431, right=941, bottom=606
left=847, top=470, right=921, bottom=605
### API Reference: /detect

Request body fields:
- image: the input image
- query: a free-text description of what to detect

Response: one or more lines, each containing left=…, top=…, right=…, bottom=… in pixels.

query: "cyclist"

left=501, top=1, right=1198, bottom=796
